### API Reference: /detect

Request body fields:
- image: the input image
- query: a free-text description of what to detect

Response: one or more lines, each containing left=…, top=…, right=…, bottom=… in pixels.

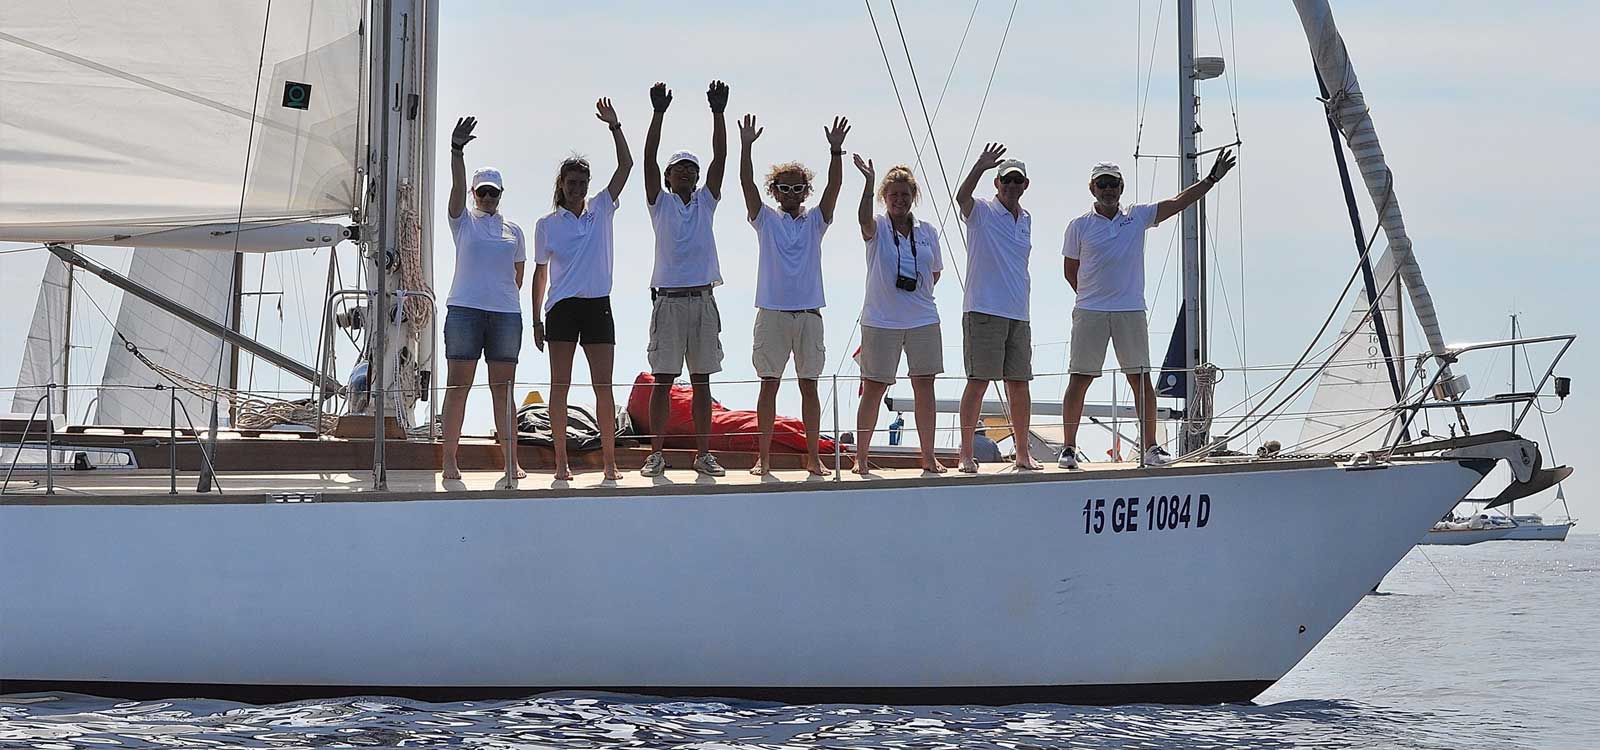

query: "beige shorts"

left=753, top=308, right=826, bottom=380
left=647, top=292, right=724, bottom=376
left=859, top=323, right=943, bottom=385
left=963, top=311, right=1032, bottom=381
left=1069, top=308, right=1151, bottom=376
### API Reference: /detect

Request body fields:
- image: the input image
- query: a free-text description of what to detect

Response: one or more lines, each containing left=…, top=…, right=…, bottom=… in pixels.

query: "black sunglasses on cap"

left=1093, top=177, right=1123, bottom=189
left=475, top=186, right=502, bottom=198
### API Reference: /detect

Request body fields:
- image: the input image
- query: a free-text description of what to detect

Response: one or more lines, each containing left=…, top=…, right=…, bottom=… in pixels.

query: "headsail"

left=93, top=249, right=235, bottom=427
left=11, top=255, right=72, bottom=417
left=1299, top=250, right=1404, bottom=452
left=0, top=1, right=364, bottom=250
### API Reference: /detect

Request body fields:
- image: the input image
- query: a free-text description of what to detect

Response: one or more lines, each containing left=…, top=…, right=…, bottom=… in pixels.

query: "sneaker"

left=1143, top=445, right=1174, bottom=467
left=640, top=451, right=668, bottom=477
left=1057, top=447, right=1080, bottom=470
left=693, top=452, right=726, bottom=477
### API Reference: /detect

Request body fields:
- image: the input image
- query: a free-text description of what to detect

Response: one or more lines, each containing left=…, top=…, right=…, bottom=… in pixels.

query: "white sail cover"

left=94, top=249, right=234, bottom=427
left=0, top=1, right=364, bottom=248
left=10, top=255, right=72, bottom=417
left=1299, top=251, right=1404, bottom=452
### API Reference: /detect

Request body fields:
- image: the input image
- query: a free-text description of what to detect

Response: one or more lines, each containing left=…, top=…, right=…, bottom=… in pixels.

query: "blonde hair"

left=552, top=156, right=590, bottom=209
left=877, top=164, right=920, bottom=205
left=764, top=161, right=815, bottom=200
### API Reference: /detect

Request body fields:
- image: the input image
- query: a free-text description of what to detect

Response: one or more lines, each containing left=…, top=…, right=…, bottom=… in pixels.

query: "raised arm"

left=595, top=97, right=633, bottom=202
left=738, top=114, right=765, bottom=222
left=819, top=116, right=850, bottom=224
left=448, top=117, right=476, bottom=219
left=957, top=142, right=1005, bottom=218
left=852, top=154, right=876, bottom=241
left=705, top=80, right=729, bottom=200
left=1155, top=147, right=1236, bottom=224
left=643, top=83, right=672, bottom=206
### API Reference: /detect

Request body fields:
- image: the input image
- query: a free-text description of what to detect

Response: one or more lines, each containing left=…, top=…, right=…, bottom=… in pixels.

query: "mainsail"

left=10, top=256, right=72, bottom=417
left=0, top=1, right=364, bottom=249
left=93, top=249, right=235, bottom=427
left=1299, top=250, right=1404, bottom=452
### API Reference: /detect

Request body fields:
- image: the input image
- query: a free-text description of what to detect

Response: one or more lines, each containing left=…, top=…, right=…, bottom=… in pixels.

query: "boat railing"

left=1383, top=333, right=1577, bottom=453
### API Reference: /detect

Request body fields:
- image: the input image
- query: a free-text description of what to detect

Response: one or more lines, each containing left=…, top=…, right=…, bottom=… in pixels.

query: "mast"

left=1177, top=0, right=1207, bottom=453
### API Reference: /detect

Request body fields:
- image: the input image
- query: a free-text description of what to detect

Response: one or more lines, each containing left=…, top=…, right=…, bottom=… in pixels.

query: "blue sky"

left=2, top=0, right=1594, bottom=521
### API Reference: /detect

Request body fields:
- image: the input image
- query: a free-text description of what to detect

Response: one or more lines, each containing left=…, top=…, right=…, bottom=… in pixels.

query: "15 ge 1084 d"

left=1083, top=494, right=1212, bottom=535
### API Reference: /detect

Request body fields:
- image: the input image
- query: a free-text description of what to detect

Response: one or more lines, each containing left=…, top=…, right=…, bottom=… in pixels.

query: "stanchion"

left=1136, top=367, right=1147, bottom=469
left=44, top=383, right=55, bottom=495
left=169, top=389, right=178, bottom=495
left=504, top=381, right=518, bottom=489
left=831, top=374, right=842, bottom=481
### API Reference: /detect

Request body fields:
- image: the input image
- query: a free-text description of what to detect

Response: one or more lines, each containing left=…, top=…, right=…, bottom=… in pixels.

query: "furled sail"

left=1291, top=0, right=1468, bottom=399
left=0, top=1, right=364, bottom=250
left=10, top=255, right=72, bottom=417
left=93, top=249, right=235, bottom=427
left=1299, top=250, right=1403, bottom=452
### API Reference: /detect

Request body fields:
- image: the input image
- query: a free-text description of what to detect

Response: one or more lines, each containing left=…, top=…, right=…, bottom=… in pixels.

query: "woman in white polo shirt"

left=443, top=116, right=527, bottom=481
left=850, top=156, right=945, bottom=474
left=530, top=98, right=632, bottom=481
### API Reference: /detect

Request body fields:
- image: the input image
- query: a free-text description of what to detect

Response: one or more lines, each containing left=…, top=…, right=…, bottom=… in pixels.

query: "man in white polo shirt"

left=954, top=142, right=1040, bottom=472
left=641, top=80, right=730, bottom=478
left=1059, top=150, right=1235, bottom=468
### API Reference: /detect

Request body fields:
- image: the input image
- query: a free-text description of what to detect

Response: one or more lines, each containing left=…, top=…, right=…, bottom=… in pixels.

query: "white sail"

left=94, top=249, right=234, bottom=427
left=10, top=255, right=72, bottom=417
left=1299, top=250, right=1404, bottom=452
left=1292, top=0, right=1468, bottom=399
left=0, top=1, right=364, bottom=249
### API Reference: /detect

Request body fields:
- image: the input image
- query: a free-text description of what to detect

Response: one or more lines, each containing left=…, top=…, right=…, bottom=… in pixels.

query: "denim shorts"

left=444, top=305, right=523, bottom=363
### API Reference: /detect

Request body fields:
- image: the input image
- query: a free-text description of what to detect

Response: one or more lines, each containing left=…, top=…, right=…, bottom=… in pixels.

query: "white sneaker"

left=1143, top=445, right=1173, bottom=467
left=1057, top=447, right=1080, bottom=470
left=640, top=452, right=668, bottom=477
left=693, top=452, right=726, bottom=477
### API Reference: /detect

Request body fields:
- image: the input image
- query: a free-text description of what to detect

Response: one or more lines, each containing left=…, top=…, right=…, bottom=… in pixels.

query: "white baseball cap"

left=997, top=159, right=1028, bottom=179
left=471, top=167, right=504, bottom=190
left=1089, top=162, right=1123, bottom=181
left=667, top=150, right=701, bottom=169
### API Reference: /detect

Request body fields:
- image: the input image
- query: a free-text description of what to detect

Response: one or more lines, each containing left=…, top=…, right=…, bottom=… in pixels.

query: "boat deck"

left=0, top=454, right=1337, bottom=505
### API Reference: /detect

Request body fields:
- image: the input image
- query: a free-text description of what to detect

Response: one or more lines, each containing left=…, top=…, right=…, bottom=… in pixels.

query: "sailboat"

left=0, top=0, right=1577, bottom=705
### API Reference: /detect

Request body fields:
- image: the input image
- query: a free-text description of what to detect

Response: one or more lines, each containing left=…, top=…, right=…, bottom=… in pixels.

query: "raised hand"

left=825, top=116, right=851, bottom=150
left=451, top=116, right=477, bottom=150
left=650, top=82, right=673, bottom=113
left=595, top=97, right=619, bottom=128
left=706, top=80, right=729, bottom=114
left=853, top=153, right=874, bottom=181
left=1208, top=147, right=1237, bottom=182
left=739, top=114, right=763, bottom=146
left=974, top=142, right=1007, bottom=171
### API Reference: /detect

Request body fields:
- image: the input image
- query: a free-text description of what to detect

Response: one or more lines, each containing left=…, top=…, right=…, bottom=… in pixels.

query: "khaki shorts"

left=963, top=311, right=1032, bottom=381
left=1069, top=309, right=1151, bottom=376
left=753, top=308, right=826, bottom=380
left=647, top=292, right=724, bottom=376
left=859, top=323, right=943, bottom=385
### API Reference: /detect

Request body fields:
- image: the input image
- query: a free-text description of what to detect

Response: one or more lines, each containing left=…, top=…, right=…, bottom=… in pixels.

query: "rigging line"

left=1131, top=0, right=1167, bottom=159
left=886, top=0, right=970, bottom=266
left=912, top=0, right=983, bottom=163
left=861, top=0, right=965, bottom=288
left=954, top=0, right=1020, bottom=182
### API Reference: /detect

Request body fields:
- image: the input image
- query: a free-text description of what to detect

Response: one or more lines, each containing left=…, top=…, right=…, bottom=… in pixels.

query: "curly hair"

left=552, top=155, right=591, bottom=209
left=876, top=164, right=920, bottom=205
left=764, top=161, right=815, bottom=200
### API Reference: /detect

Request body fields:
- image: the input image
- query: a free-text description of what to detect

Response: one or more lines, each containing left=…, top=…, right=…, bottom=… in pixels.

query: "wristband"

left=609, top=123, right=622, bottom=131
left=831, top=149, right=845, bottom=156
left=451, top=145, right=464, bottom=153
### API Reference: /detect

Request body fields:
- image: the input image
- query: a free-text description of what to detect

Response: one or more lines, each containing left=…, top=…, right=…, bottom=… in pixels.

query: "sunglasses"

left=773, top=183, right=810, bottom=194
left=999, top=174, right=1027, bottom=185
left=475, top=187, right=502, bottom=198
left=1093, top=177, right=1123, bottom=189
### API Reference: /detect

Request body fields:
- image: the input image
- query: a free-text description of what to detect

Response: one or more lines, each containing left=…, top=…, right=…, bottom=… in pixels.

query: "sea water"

left=3, top=535, right=1595, bottom=749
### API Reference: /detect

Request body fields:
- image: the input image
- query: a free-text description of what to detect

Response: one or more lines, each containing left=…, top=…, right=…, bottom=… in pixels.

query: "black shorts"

left=546, top=296, right=616, bottom=345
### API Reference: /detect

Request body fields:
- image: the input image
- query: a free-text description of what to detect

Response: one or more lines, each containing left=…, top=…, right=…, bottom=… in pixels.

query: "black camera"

left=895, top=275, right=918, bottom=292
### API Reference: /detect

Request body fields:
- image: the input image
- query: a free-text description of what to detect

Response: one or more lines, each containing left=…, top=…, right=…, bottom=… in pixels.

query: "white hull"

left=0, top=460, right=1485, bottom=704
left=1499, top=521, right=1573, bottom=542
left=1419, top=527, right=1512, bottom=545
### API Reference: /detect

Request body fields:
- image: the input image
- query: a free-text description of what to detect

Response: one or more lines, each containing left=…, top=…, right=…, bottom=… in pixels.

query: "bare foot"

left=602, top=465, right=621, bottom=481
left=442, top=464, right=462, bottom=480
left=1015, top=457, right=1043, bottom=471
left=806, top=461, right=830, bottom=477
left=553, top=465, right=573, bottom=481
left=512, top=465, right=528, bottom=479
left=922, top=459, right=947, bottom=474
left=749, top=462, right=768, bottom=476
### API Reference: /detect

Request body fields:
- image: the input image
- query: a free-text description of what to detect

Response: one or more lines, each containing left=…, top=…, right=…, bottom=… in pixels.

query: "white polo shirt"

left=751, top=203, right=828, bottom=311
left=1061, top=203, right=1159, bottom=312
left=446, top=207, right=526, bottom=314
left=960, top=196, right=1032, bottom=321
left=648, top=185, right=722, bottom=288
left=533, top=191, right=617, bottom=313
left=861, top=214, right=943, bottom=330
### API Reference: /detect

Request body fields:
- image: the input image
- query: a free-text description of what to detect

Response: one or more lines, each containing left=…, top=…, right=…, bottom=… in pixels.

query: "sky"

left=1, top=0, right=1595, bottom=521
